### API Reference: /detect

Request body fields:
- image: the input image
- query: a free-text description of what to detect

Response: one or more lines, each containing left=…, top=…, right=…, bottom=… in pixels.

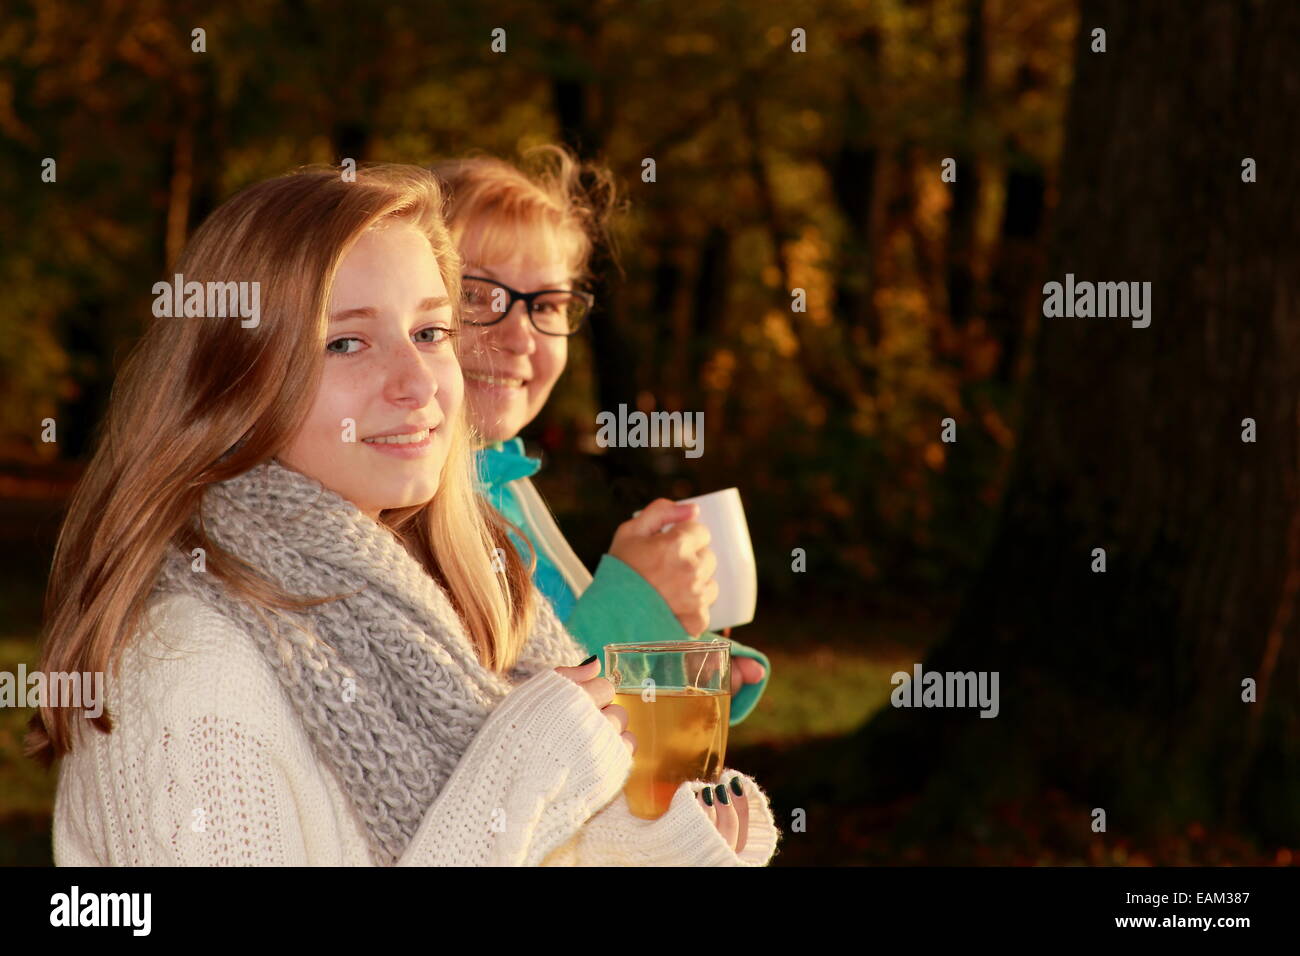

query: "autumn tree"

left=838, top=0, right=1300, bottom=851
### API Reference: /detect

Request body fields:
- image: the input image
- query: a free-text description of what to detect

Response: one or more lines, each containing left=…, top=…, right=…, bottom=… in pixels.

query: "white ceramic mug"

left=671, top=488, right=758, bottom=632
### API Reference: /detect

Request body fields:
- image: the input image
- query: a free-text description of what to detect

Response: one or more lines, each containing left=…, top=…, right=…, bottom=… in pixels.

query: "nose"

left=474, top=299, right=537, bottom=357
left=379, top=337, right=438, bottom=407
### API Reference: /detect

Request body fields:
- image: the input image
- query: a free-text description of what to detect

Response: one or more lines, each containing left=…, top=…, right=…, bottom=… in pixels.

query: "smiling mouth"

left=362, top=428, right=433, bottom=445
left=464, top=371, right=528, bottom=388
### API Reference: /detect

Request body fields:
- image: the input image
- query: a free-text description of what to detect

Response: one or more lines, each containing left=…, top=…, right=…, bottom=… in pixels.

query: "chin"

left=375, top=475, right=441, bottom=511
left=471, top=412, right=524, bottom=444
left=469, top=392, right=536, bottom=441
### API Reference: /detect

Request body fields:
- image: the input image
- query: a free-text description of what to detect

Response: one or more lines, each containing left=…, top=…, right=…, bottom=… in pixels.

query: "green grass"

left=0, top=637, right=54, bottom=819
left=1, top=635, right=58, bottom=865
left=730, top=644, right=918, bottom=747
left=725, top=603, right=944, bottom=746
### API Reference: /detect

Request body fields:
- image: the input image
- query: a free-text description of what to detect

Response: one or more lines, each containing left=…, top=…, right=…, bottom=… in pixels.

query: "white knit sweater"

left=53, top=592, right=781, bottom=866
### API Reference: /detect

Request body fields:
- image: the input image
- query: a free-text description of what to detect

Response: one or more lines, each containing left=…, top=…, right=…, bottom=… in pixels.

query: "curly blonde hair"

left=432, top=144, right=619, bottom=283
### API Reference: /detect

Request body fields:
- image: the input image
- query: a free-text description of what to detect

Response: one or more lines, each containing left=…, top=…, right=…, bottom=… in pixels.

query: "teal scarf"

left=476, top=439, right=577, bottom=621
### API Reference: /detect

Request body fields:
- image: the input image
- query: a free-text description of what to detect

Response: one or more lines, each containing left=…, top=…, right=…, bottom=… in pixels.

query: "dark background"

left=1, top=0, right=1296, bottom=866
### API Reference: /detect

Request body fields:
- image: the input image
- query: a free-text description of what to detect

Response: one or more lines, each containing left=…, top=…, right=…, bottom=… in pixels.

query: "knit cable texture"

left=149, top=458, right=583, bottom=864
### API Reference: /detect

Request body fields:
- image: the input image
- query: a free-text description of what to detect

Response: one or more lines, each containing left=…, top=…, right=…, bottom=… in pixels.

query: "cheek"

left=459, top=325, right=492, bottom=357
left=534, top=341, right=568, bottom=397
left=437, top=353, right=464, bottom=414
left=297, top=366, right=365, bottom=455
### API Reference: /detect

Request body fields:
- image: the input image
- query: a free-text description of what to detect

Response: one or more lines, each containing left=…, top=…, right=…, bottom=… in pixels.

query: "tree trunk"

left=986, top=140, right=1047, bottom=384
left=651, top=238, right=687, bottom=407
left=825, top=24, right=885, bottom=353
left=550, top=69, right=646, bottom=503
left=833, top=0, right=1300, bottom=850
left=944, top=0, right=986, bottom=331
left=828, top=141, right=883, bottom=348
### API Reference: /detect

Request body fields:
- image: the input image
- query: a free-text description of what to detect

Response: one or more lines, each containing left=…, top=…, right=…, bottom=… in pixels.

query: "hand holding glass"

left=604, top=640, right=731, bottom=820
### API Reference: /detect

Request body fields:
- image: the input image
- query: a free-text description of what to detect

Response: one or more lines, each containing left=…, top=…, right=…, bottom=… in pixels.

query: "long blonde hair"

left=27, top=164, right=536, bottom=766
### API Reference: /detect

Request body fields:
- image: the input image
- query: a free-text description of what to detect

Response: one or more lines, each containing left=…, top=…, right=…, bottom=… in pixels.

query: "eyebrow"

left=329, top=296, right=451, bottom=322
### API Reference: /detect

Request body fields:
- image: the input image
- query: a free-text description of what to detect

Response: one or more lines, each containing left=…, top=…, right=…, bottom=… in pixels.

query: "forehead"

left=330, top=222, right=447, bottom=306
left=459, top=218, right=581, bottom=284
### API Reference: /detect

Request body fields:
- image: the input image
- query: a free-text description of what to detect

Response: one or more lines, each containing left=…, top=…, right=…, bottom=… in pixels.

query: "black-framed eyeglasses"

left=460, top=276, right=593, bottom=336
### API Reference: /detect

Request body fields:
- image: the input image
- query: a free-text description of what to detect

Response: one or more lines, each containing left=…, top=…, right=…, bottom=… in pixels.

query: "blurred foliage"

left=6, top=3, right=1292, bottom=868
left=0, top=0, right=1076, bottom=605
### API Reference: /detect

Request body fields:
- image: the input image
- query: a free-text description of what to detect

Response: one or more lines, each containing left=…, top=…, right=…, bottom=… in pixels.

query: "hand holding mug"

left=608, top=499, right=719, bottom=637
left=682, top=646, right=767, bottom=695
left=730, top=656, right=767, bottom=695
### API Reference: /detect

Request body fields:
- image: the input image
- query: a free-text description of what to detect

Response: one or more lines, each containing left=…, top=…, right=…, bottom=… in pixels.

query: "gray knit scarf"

left=152, top=458, right=584, bottom=865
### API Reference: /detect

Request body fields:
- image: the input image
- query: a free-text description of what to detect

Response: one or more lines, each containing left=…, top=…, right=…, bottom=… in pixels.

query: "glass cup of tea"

left=604, top=639, right=731, bottom=820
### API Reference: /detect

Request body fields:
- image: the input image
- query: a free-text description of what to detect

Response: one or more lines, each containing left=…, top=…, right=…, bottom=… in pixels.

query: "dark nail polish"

left=729, top=775, right=744, bottom=797
left=702, top=786, right=714, bottom=807
left=715, top=784, right=730, bottom=806
left=579, top=654, right=598, bottom=666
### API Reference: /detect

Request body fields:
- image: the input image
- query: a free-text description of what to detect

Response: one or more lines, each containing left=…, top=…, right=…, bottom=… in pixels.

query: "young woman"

left=432, top=147, right=771, bottom=725
left=27, top=164, right=780, bottom=866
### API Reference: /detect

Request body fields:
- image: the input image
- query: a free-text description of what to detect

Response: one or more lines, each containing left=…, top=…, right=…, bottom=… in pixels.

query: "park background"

left=1, top=0, right=1297, bottom=865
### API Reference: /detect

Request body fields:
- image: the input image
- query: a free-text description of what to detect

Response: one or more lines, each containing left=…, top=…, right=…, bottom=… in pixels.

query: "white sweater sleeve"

left=394, top=667, right=635, bottom=866
left=170, top=670, right=634, bottom=866
left=541, top=768, right=783, bottom=866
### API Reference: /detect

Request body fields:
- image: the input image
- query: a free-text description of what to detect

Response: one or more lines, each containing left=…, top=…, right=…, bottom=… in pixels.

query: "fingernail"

left=579, top=654, right=598, bottom=666
left=715, top=784, right=730, bottom=806
left=729, top=775, right=744, bottom=797
left=701, top=786, right=714, bottom=807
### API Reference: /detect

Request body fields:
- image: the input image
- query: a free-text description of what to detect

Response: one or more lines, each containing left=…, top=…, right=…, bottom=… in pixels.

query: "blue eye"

left=326, top=337, right=363, bottom=355
left=325, top=327, right=455, bottom=357
left=414, top=327, right=454, bottom=345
